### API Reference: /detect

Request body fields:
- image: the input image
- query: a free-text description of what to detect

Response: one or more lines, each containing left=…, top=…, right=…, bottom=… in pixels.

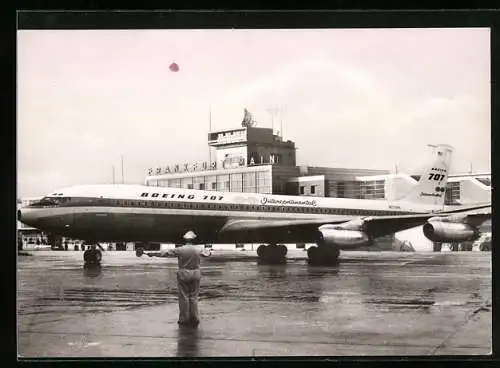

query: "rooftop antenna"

left=271, top=112, right=274, bottom=133
left=112, top=165, right=115, bottom=184
left=121, top=155, right=124, bottom=184
left=209, top=104, right=212, bottom=164
left=469, top=162, right=473, bottom=174
left=267, top=106, right=279, bottom=134
left=280, top=105, right=286, bottom=139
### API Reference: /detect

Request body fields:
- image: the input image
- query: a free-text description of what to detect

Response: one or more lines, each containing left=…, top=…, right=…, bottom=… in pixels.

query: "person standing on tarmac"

left=143, top=231, right=211, bottom=327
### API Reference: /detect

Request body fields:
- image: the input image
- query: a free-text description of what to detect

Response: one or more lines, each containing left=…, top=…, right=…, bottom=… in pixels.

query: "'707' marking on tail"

left=428, top=173, right=445, bottom=181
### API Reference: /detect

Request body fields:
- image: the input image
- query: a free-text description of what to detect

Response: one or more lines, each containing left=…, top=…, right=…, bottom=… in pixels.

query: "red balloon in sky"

left=169, top=62, right=179, bottom=72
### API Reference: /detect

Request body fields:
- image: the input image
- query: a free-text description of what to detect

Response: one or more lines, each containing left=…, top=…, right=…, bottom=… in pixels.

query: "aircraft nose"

left=18, top=208, right=38, bottom=227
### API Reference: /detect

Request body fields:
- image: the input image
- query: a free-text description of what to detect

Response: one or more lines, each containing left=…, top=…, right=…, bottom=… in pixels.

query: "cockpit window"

left=29, top=197, right=65, bottom=207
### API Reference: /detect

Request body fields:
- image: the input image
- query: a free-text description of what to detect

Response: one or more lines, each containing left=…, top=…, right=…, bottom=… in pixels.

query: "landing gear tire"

left=479, top=243, right=491, bottom=252
left=83, top=241, right=102, bottom=268
left=257, top=244, right=286, bottom=264
left=433, top=242, right=442, bottom=252
left=307, top=246, right=340, bottom=266
left=257, top=244, right=266, bottom=258
left=450, top=243, right=459, bottom=252
left=83, top=251, right=102, bottom=268
left=459, top=243, right=473, bottom=252
left=279, top=244, right=287, bottom=257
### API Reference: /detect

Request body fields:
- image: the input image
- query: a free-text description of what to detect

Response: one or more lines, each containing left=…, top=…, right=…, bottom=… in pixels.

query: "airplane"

left=18, top=144, right=490, bottom=265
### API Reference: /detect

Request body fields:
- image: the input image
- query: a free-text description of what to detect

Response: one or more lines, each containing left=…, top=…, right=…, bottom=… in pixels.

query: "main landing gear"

left=307, top=245, right=340, bottom=266
left=433, top=242, right=442, bottom=252
left=256, top=243, right=287, bottom=264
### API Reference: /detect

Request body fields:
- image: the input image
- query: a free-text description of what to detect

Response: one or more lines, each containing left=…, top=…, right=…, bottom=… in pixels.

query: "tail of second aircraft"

left=397, top=144, right=453, bottom=207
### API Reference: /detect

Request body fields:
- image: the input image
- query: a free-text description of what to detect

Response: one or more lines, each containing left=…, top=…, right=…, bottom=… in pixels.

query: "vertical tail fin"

left=398, top=144, right=453, bottom=206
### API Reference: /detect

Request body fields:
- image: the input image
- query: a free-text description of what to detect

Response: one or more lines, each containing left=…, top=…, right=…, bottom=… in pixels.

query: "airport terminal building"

left=141, top=117, right=490, bottom=251
left=144, top=122, right=491, bottom=207
left=144, top=124, right=390, bottom=199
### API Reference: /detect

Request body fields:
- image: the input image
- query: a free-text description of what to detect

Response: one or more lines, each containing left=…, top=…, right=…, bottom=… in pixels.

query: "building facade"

left=285, top=167, right=389, bottom=199
left=146, top=125, right=302, bottom=195
left=144, top=120, right=491, bottom=207
left=145, top=124, right=391, bottom=198
left=208, top=126, right=297, bottom=168
left=146, top=164, right=301, bottom=195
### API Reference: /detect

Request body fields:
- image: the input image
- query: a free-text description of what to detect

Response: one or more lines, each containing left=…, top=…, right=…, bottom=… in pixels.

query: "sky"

left=17, top=28, right=490, bottom=198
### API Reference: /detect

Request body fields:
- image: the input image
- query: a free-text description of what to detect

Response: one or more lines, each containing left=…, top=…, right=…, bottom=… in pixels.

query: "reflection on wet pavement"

left=176, top=326, right=201, bottom=358
left=17, top=250, right=491, bottom=357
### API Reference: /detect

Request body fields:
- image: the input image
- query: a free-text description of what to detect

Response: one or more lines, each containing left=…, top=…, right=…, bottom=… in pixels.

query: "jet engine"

left=422, top=221, right=478, bottom=243
left=318, top=225, right=372, bottom=249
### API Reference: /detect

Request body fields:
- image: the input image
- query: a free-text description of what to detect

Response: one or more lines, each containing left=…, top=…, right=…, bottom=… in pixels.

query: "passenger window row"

left=98, top=198, right=400, bottom=216
left=32, top=196, right=405, bottom=216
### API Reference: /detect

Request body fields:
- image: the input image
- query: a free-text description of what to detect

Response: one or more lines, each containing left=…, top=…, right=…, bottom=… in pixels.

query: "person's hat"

left=183, top=231, right=197, bottom=241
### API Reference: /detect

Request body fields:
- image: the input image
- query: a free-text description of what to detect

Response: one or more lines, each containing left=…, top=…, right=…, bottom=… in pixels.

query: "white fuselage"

left=19, top=184, right=444, bottom=244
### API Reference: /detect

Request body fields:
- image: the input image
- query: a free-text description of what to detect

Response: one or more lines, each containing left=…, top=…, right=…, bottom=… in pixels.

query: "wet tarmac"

left=17, top=249, right=491, bottom=357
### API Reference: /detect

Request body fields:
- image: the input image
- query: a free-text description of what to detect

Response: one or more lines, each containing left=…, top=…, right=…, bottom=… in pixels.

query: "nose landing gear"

left=83, top=241, right=103, bottom=269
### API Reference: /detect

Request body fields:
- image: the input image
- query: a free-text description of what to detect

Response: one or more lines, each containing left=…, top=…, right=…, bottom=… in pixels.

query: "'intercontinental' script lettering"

left=261, top=197, right=317, bottom=206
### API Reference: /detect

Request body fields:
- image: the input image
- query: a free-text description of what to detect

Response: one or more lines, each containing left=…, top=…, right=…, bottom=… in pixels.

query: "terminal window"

left=230, top=173, right=243, bottom=192
left=216, top=175, right=230, bottom=191
left=300, top=186, right=305, bottom=195
left=211, top=182, right=217, bottom=190
left=311, top=185, right=316, bottom=194
left=187, top=184, right=193, bottom=190
left=337, top=182, right=345, bottom=198
left=254, top=170, right=272, bottom=194
left=445, top=182, right=461, bottom=205
left=193, top=176, right=205, bottom=189
left=243, top=172, right=257, bottom=193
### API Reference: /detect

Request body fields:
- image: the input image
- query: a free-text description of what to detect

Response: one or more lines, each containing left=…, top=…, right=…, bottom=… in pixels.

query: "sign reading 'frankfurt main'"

left=147, top=153, right=281, bottom=176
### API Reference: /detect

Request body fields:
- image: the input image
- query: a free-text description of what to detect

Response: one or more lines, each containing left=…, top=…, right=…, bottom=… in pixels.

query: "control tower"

left=208, top=126, right=296, bottom=169
left=145, top=109, right=299, bottom=194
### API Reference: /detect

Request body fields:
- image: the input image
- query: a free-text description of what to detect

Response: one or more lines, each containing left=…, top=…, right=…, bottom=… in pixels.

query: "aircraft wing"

left=219, top=215, right=436, bottom=242
left=218, top=218, right=346, bottom=243
left=362, top=205, right=490, bottom=238
left=442, top=203, right=491, bottom=214
left=218, top=204, right=490, bottom=243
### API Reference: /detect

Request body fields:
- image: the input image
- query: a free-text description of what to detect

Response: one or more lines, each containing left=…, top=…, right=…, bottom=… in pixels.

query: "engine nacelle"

left=318, top=228, right=372, bottom=249
left=422, top=221, right=478, bottom=242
